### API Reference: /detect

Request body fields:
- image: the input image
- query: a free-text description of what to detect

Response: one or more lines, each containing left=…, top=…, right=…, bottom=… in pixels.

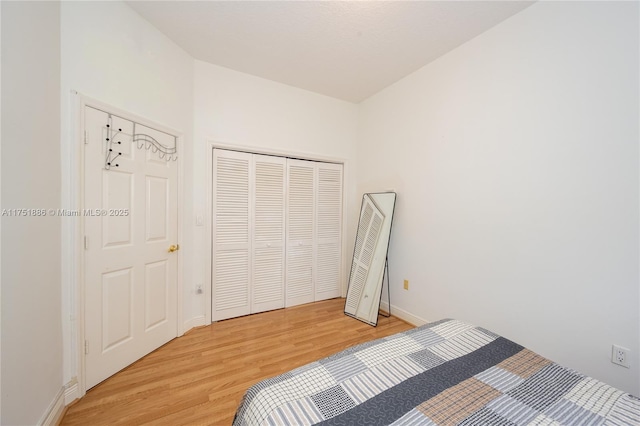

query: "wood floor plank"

left=61, top=298, right=414, bottom=426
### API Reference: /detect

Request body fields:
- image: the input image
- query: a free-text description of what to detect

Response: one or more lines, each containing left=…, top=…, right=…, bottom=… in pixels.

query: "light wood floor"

left=61, top=298, right=414, bottom=426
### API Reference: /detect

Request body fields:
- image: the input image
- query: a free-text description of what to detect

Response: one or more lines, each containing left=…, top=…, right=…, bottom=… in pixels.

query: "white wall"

left=60, top=0, right=194, bottom=390
left=1, top=2, right=63, bottom=424
left=194, top=62, right=359, bottom=319
left=359, top=1, right=639, bottom=394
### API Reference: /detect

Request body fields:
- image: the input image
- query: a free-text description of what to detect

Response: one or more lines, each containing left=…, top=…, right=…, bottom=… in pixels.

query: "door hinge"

left=84, top=340, right=89, bottom=355
left=84, top=130, right=89, bottom=145
left=84, top=236, right=89, bottom=250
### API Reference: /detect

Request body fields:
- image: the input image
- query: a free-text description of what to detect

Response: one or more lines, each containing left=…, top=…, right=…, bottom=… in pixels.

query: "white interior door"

left=84, top=106, right=178, bottom=389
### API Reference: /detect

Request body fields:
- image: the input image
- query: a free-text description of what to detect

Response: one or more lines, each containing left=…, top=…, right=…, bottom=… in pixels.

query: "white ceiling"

left=128, top=1, right=535, bottom=103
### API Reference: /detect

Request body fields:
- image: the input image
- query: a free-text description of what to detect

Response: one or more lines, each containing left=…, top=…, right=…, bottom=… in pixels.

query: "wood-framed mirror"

left=344, top=192, right=397, bottom=326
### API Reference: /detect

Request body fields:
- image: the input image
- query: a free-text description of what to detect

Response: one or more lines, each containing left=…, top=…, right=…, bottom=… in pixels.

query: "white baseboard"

left=183, top=315, right=207, bottom=334
left=64, top=380, right=80, bottom=405
left=380, top=301, right=428, bottom=327
left=39, top=387, right=65, bottom=426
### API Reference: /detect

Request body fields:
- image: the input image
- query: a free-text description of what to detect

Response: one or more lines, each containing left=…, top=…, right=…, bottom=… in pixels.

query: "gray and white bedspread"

left=233, top=319, right=640, bottom=425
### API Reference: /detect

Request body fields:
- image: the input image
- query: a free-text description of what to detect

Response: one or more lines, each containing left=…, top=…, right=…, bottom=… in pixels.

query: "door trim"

left=70, top=93, right=184, bottom=398
left=205, top=140, right=349, bottom=324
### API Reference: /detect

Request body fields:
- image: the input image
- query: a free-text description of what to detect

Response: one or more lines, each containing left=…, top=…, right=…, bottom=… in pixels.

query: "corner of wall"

left=183, top=316, right=207, bottom=335
left=379, top=301, right=428, bottom=327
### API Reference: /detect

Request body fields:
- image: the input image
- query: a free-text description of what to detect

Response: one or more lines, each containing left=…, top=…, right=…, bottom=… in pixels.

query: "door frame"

left=205, top=140, right=349, bottom=324
left=70, top=94, right=184, bottom=398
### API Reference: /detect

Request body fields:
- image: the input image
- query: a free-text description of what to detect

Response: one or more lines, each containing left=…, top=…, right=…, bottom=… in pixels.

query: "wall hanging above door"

left=103, top=113, right=177, bottom=170
left=344, top=192, right=397, bottom=326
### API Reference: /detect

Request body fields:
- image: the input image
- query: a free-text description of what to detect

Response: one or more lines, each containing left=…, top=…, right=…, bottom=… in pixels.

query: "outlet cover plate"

left=612, top=344, right=630, bottom=368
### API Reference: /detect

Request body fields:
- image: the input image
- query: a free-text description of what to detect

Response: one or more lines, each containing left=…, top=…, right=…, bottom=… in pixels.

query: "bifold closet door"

left=315, top=163, right=342, bottom=301
left=212, top=150, right=286, bottom=321
left=252, top=154, right=286, bottom=314
left=286, top=159, right=315, bottom=307
left=286, top=160, right=343, bottom=307
left=212, top=149, right=251, bottom=321
left=214, top=150, right=343, bottom=319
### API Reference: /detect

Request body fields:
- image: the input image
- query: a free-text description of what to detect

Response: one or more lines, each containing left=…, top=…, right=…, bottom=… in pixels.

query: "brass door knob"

left=168, top=244, right=180, bottom=253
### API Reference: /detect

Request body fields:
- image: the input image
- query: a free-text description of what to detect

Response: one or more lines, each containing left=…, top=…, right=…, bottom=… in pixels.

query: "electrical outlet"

left=612, top=344, right=630, bottom=368
left=403, top=279, right=409, bottom=290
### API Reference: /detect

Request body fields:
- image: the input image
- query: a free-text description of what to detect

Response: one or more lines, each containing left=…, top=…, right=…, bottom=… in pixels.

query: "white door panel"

left=84, top=106, right=178, bottom=389
left=252, top=155, right=285, bottom=314
left=146, top=176, right=169, bottom=241
left=286, top=160, right=343, bottom=307
left=101, top=268, right=133, bottom=352
left=102, top=169, right=133, bottom=247
left=144, top=260, right=169, bottom=331
left=213, top=151, right=287, bottom=318
left=286, top=160, right=315, bottom=307
left=315, top=164, right=342, bottom=301
left=212, top=149, right=251, bottom=320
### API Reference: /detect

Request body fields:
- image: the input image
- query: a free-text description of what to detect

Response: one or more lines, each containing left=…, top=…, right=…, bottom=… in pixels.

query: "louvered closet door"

left=252, top=154, right=286, bottom=314
left=212, top=149, right=252, bottom=321
left=315, top=163, right=343, bottom=301
left=345, top=196, right=384, bottom=316
left=286, top=159, right=316, bottom=307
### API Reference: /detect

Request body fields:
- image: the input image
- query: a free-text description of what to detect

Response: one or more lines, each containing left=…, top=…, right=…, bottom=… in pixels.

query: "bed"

left=233, top=319, right=640, bottom=425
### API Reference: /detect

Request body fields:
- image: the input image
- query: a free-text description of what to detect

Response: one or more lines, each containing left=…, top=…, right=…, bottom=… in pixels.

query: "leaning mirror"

left=344, top=192, right=397, bottom=326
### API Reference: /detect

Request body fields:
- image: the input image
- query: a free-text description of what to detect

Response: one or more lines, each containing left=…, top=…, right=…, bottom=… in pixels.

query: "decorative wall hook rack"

left=104, top=114, right=178, bottom=170
left=104, top=117, right=123, bottom=170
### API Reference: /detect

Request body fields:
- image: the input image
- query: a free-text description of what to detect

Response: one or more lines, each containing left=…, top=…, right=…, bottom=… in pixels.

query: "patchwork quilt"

left=233, top=319, right=640, bottom=425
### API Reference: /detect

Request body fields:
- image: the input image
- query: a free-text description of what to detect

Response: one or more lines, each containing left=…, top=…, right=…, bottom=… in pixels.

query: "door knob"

left=168, top=244, right=180, bottom=253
